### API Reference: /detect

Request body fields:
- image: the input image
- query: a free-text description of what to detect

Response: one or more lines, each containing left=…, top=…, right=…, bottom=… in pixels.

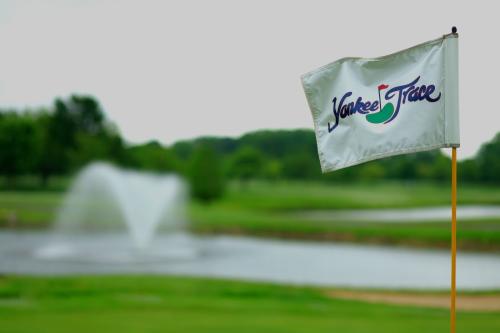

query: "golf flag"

left=301, top=33, right=459, bottom=172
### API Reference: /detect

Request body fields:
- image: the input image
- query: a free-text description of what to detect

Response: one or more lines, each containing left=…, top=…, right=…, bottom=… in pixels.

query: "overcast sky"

left=0, top=0, right=497, bottom=159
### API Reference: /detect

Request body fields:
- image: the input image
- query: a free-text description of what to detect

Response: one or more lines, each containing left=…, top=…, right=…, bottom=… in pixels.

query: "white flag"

left=301, top=33, right=459, bottom=173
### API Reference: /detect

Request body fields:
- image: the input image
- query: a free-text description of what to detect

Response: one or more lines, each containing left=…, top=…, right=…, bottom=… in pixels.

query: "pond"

left=1, top=231, right=500, bottom=290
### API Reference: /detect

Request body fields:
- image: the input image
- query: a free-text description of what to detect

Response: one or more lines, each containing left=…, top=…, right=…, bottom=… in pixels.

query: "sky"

left=0, top=0, right=497, bottom=159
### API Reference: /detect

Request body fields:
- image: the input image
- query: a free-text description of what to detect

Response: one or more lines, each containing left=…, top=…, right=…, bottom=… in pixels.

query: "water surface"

left=1, top=231, right=499, bottom=290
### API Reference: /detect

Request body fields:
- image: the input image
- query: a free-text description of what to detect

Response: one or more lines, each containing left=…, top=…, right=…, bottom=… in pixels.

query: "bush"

left=188, top=144, right=225, bottom=202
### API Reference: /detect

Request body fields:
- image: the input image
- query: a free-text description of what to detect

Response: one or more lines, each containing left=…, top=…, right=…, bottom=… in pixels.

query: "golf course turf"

left=0, top=276, right=499, bottom=333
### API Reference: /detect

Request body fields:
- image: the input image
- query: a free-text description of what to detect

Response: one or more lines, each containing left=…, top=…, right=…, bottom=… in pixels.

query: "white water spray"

left=54, top=162, right=187, bottom=248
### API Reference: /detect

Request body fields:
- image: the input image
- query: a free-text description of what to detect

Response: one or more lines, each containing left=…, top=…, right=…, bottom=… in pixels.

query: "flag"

left=301, top=33, right=459, bottom=173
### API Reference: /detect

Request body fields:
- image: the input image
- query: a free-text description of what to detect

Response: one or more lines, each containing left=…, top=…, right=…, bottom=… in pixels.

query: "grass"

left=0, top=191, right=62, bottom=228
left=216, top=181, right=500, bottom=210
left=189, top=204, right=500, bottom=251
left=0, top=275, right=499, bottom=333
left=1, top=180, right=500, bottom=250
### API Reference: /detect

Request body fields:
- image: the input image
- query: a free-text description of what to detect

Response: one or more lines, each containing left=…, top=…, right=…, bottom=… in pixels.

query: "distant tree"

left=281, top=152, right=321, bottom=179
left=65, top=95, right=105, bottom=135
left=36, top=110, right=69, bottom=186
left=477, top=133, right=500, bottom=183
left=228, top=146, right=264, bottom=181
left=188, top=144, right=225, bottom=202
left=124, top=141, right=181, bottom=173
left=323, top=165, right=358, bottom=182
left=37, top=95, right=120, bottom=185
left=429, top=155, right=450, bottom=181
left=239, top=129, right=317, bottom=158
left=172, top=141, right=195, bottom=161
left=36, top=97, right=86, bottom=185
left=69, top=131, right=124, bottom=168
left=0, top=112, right=40, bottom=187
left=458, top=159, right=479, bottom=183
left=261, top=159, right=282, bottom=180
left=358, top=163, right=386, bottom=181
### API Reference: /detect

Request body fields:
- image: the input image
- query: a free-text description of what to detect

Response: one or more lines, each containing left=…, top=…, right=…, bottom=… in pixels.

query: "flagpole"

left=449, top=26, right=458, bottom=333
left=451, top=146, right=457, bottom=333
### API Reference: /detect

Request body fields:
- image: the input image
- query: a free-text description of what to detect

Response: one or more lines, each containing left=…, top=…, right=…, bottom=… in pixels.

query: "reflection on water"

left=1, top=231, right=500, bottom=290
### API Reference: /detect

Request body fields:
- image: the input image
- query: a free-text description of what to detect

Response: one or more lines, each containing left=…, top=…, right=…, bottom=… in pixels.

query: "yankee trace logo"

left=328, top=76, right=441, bottom=133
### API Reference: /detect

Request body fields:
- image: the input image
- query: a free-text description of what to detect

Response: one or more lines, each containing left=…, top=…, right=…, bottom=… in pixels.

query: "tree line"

left=1, top=95, right=499, bottom=198
left=175, top=130, right=500, bottom=184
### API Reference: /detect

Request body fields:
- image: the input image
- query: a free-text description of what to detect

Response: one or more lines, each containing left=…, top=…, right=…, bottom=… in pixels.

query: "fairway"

left=0, top=276, right=499, bottom=333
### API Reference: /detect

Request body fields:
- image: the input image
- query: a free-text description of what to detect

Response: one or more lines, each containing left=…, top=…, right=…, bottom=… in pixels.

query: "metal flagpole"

left=451, top=146, right=457, bottom=333
left=450, top=25, right=458, bottom=333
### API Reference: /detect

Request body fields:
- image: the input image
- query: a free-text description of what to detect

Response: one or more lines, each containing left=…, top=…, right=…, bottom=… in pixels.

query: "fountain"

left=36, top=162, right=194, bottom=262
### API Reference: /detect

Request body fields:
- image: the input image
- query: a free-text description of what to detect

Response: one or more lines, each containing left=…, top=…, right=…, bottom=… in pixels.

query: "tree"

left=124, top=141, right=181, bottom=173
left=69, top=131, right=124, bottom=168
left=281, top=152, right=321, bottom=180
left=358, top=163, right=386, bottom=181
left=0, top=112, right=40, bottom=187
left=64, top=95, right=105, bottom=135
left=458, top=159, right=479, bottom=183
left=37, top=95, right=116, bottom=185
left=228, top=146, right=264, bottom=181
left=477, top=133, right=500, bottom=183
left=36, top=108, right=74, bottom=185
left=261, top=159, right=282, bottom=180
left=188, top=144, right=225, bottom=202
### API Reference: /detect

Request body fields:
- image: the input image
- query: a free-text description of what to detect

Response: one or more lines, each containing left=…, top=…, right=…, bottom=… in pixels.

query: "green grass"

left=217, top=181, right=500, bottom=210
left=1, top=180, right=500, bottom=250
left=189, top=203, right=500, bottom=251
left=0, top=276, right=499, bottom=333
left=0, top=191, right=62, bottom=228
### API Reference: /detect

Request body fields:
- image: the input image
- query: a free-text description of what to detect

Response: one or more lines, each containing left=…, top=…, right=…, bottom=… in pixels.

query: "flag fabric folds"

left=301, top=33, right=459, bottom=173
